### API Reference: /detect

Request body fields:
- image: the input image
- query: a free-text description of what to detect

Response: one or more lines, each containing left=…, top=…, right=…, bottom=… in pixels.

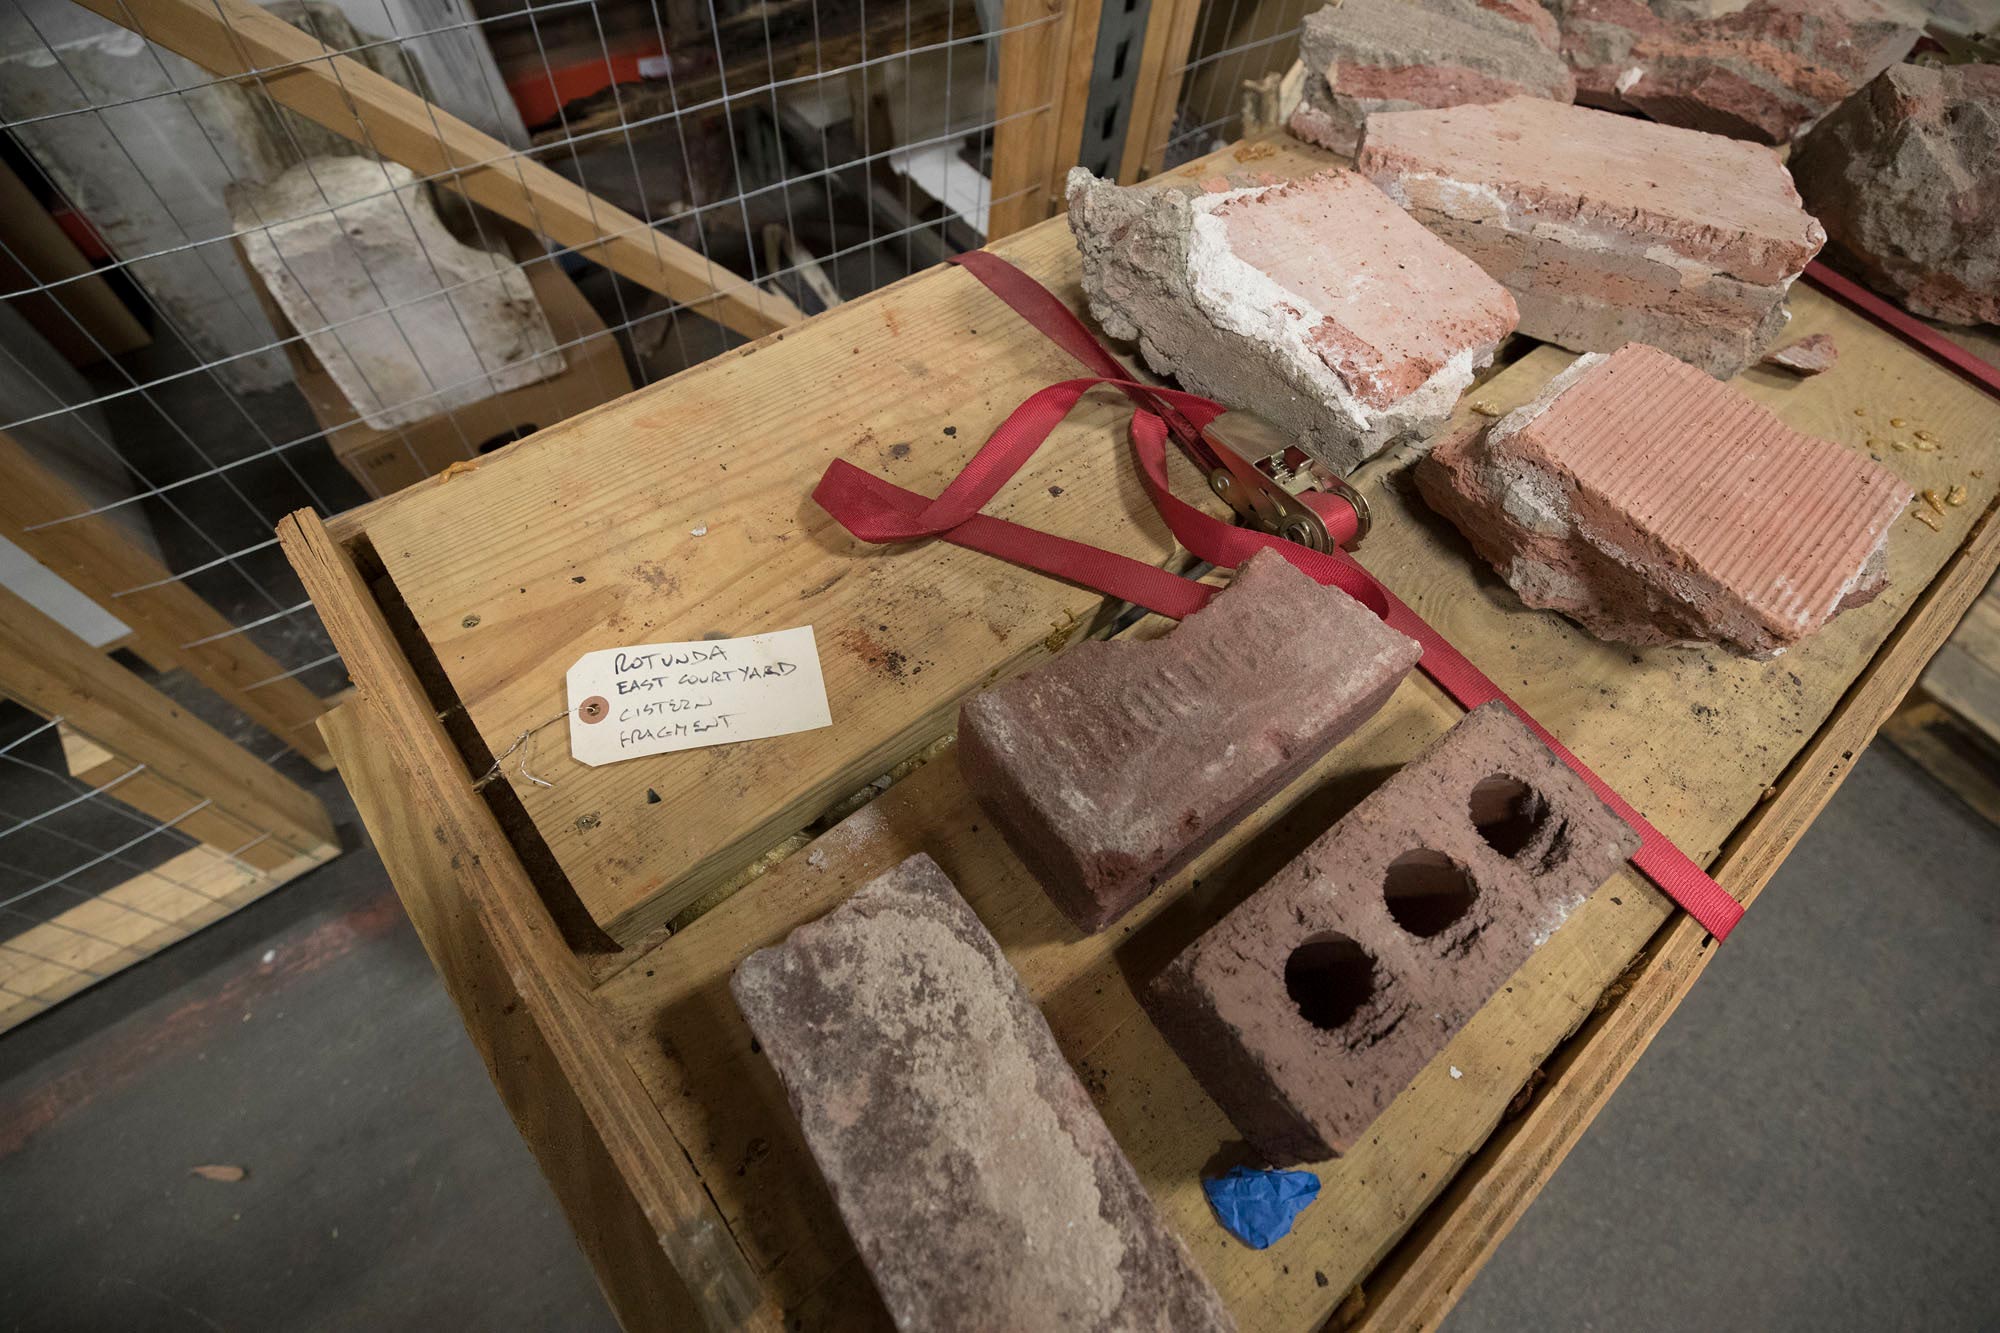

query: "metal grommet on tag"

left=577, top=696, right=609, bottom=724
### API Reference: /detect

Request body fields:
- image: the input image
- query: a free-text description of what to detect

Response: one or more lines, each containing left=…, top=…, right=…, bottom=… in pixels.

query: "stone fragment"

left=1286, top=0, right=1574, bottom=157
left=1147, top=703, right=1639, bottom=1164
left=1760, top=332, right=1837, bottom=374
left=1065, top=166, right=1518, bottom=472
left=1546, top=0, right=1920, bottom=143
left=232, top=157, right=564, bottom=431
left=1357, top=97, right=1825, bottom=377
left=1416, top=343, right=1913, bottom=655
left=960, top=549, right=1421, bottom=935
left=1791, top=62, right=2000, bottom=327
left=733, top=854, right=1235, bottom=1332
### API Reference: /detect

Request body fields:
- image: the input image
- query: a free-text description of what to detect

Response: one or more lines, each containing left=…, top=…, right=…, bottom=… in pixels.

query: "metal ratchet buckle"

left=1180, top=408, right=1372, bottom=554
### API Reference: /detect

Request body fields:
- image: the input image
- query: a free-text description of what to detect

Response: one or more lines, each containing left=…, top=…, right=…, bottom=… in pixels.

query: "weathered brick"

left=1357, top=97, right=1824, bottom=376
left=1415, top=343, right=1913, bottom=655
left=1146, top=703, right=1639, bottom=1164
left=959, top=549, right=1420, bottom=935
left=733, top=854, right=1234, bottom=1332
left=1288, top=0, right=1574, bottom=156
left=1066, top=165, right=1518, bottom=472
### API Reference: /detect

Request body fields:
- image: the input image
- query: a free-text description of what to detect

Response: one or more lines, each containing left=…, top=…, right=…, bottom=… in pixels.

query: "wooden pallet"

left=1884, top=571, right=2000, bottom=825
left=283, top=135, right=2000, bottom=1331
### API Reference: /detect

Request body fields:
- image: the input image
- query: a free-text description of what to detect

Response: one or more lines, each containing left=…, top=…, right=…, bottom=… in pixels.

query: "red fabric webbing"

left=813, top=250, right=1744, bottom=939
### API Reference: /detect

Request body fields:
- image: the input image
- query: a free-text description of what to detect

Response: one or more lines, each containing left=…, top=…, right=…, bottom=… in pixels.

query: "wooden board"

left=0, top=841, right=336, bottom=1035
left=290, top=135, right=2000, bottom=1330
left=1917, top=575, right=2000, bottom=744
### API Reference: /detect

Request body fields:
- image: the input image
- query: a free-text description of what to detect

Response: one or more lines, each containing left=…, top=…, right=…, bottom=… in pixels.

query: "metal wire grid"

left=0, top=0, right=1041, bottom=692
left=1155, top=0, right=1313, bottom=167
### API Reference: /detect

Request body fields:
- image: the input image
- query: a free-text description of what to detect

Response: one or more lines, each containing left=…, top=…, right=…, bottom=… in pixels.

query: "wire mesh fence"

left=0, top=0, right=1313, bottom=1014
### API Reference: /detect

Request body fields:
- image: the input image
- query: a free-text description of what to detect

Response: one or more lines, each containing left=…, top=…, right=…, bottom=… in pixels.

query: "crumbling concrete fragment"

left=1147, top=703, right=1639, bottom=1164
left=1791, top=62, right=2000, bottom=327
left=1416, top=343, right=1913, bottom=655
left=1546, top=0, right=1920, bottom=143
left=1287, top=0, right=1574, bottom=157
left=733, top=854, right=1235, bottom=1332
left=960, top=549, right=1421, bottom=935
left=1066, top=166, right=1518, bottom=472
left=233, top=157, right=564, bottom=431
left=1760, top=332, right=1837, bottom=374
left=1357, top=97, right=1825, bottom=377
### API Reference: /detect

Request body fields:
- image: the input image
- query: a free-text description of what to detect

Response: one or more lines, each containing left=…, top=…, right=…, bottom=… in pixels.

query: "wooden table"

left=280, top=137, right=2000, bottom=1331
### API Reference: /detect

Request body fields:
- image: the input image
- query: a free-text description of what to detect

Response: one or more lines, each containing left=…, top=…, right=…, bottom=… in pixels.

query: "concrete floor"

left=0, top=742, right=1993, bottom=1331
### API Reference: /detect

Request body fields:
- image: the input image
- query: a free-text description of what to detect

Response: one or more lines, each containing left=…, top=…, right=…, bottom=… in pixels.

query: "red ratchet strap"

left=814, top=250, right=1745, bottom=939
left=1803, top=262, right=2000, bottom=400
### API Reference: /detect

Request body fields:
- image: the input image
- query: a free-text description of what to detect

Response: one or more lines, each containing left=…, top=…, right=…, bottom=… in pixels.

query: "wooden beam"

left=990, top=0, right=1105, bottom=238
left=0, top=583, right=334, bottom=856
left=1115, top=0, right=1204, bottom=183
left=0, top=428, right=334, bottom=765
left=69, top=0, right=805, bottom=342
left=0, top=156, right=150, bottom=367
left=58, top=723, right=296, bottom=872
left=285, top=511, right=769, bottom=1332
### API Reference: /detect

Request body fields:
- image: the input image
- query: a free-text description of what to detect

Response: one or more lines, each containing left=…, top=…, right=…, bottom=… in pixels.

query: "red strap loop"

left=814, top=251, right=1744, bottom=940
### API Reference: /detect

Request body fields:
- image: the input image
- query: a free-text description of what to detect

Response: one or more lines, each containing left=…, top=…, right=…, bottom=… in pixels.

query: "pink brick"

left=1416, top=343, right=1914, bottom=655
left=1146, top=703, right=1639, bottom=1163
left=959, top=549, right=1420, bottom=935
left=733, top=854, right=1234, bottom=1331
left=1066, top=166, right=1518, bottom=472
left=1357, top=97, right=1825, bottom=376
left=1288, top=0, right=1574, bottom=156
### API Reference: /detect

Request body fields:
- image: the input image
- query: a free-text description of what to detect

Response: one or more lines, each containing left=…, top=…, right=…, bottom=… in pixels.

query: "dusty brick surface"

left=733, top=854, right=1234, bottom=1332
left=1792, top=62, right=2000, bottom=327
left=1146, top=703, right=1639, bottom=1164
left=1546, top=0, right=1918, bottom=143
left=1357, top=97, right=1824, bottom=376
left=960, top=549, right=1420, bottom=935
left=1286, top=0, right=1574, bottom=157
left=1760, top=331, right=1837, bottom=374
left=1415, top=343, right=1913, bottom=655
left=1066, top=165, right=1517, bottom=472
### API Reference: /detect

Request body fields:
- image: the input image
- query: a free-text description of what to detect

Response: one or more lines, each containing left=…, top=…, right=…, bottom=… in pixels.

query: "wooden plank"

left=333, top=169, right=1261, bottom=942
left=1920, top=587, right=2000, bottom=743
left=0, top=156, right=150, bottom=367
left=287, top=516, right=771, bottom=1333
left=69, top=0, right=804, bottom=343
left=0, top=584, right=334, bottom=856
left=0, top=427, right=334, bottom=765
left=0, top=841, right=335, bottom=1036
left=1115, top=0, right=1205, bottom=182
left=989, top=0, right=1103, bottom=238
left=57, top=724, right=295, bottom=873
left=1882, top=695, right=2000, bottom=828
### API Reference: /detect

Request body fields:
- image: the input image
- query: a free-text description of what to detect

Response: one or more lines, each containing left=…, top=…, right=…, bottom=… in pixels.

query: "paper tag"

left=566, top=626, right=832, bottom=766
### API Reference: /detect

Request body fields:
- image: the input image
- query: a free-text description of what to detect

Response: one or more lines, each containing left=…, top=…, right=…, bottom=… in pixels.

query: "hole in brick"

left=1284, top=933, right=1376, bottom=1030
left=1469, top=773, right=1551, bottom=858
left=1383, top=849, right=1477, bottom=938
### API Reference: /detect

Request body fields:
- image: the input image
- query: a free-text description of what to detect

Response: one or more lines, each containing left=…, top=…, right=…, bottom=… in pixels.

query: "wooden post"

left=68, top=0, right=805, bottom=342
left=989, top=0, right=1106, bottom=239
left=0, top=583, right=334, bottom=855
left=1115, top=0, right=1205, bottom=183
left=0, top=428, right=336, bottom=765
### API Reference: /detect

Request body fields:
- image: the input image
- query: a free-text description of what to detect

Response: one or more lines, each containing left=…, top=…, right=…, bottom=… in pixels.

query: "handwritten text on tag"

left=566, top=626, right=832, bottom=766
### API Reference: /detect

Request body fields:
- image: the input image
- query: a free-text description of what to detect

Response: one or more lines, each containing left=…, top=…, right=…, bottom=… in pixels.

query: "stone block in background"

left=733, top=854, right=1235, bottom=1332
left=1357, top=97, right=1824, bottom=377
left=1287, top=0, right=1574, bottom=157
left=1146, top=703, right=1640, bottom=1164
left=1545, top=0, right=1920, bottom=143
left=1791, top=62, right=2000, bottom=328
left=960, top=549, right=1421, bottom=934
left=1066, top=166, right=1518, bottom=472
left=1416, top=343, right=1913, bottom=656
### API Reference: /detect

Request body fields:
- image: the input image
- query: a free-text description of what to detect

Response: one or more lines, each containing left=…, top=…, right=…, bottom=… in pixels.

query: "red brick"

left=1146, top=703, right=1639, bottom=1163
left=733, top=854, right=1234, bottom=1331
left=1415, top=343, right=1913, bottom=655
left=958, top=549, right=1420, bottom=935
